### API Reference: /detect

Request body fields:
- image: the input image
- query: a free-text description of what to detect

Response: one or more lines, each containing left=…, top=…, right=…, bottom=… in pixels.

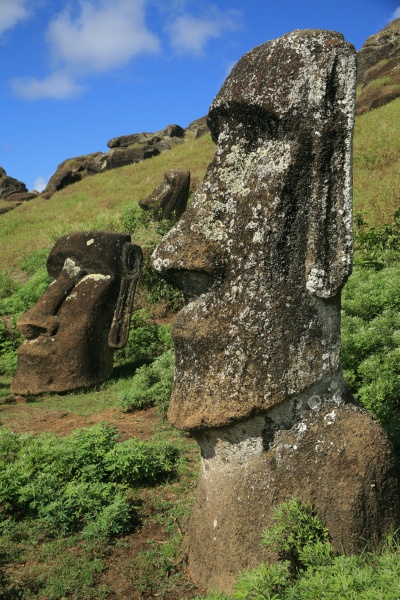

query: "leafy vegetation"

left=341, top=210, right=400, bottom=450
left=192, top=500, right=400, bottom=600
left=0, top=422, right=179, bottom=538
left=119, top=349, right=174, bottom=416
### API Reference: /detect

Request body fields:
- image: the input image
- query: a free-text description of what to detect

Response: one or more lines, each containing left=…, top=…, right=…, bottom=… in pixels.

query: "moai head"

left=11, top=231, right=142, bottom=395
left=152, top=30, right=356, bottom=431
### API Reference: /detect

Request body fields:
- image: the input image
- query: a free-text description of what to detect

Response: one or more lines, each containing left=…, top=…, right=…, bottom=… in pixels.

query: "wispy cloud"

left=12, top=0, right=160, bottom=100
left=392, top=6, right=400, bottom=20
left=46, top=0, right=159, bottom=73
left=166, top=5, right=241, bottom=56
left=0, top=0, right=32, bottom=36
left=33, top=176, right=47, bottom=192
left=11, top=73, right=85, bottom=100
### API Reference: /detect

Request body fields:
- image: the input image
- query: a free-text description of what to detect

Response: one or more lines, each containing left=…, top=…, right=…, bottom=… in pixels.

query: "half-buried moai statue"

left=139, top=169, right=190, bottom=220
left=152, top=30, right=400, bottom=592
left=12, top=231, right=142, bottom=396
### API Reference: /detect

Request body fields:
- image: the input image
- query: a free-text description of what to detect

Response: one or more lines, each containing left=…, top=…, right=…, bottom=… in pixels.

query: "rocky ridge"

left=356, top=18, right=400, bottom=115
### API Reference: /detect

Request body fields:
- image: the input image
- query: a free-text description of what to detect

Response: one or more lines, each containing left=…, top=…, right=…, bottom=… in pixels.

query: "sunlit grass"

left=0, top=134, right=215, bottom=271
left=353, top=98, right=400, bottom=224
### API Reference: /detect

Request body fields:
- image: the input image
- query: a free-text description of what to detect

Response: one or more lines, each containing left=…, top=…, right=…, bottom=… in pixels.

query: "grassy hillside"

left=353, top=97, right=400, bottom=224
left=0, top=134, right=215, bottom=271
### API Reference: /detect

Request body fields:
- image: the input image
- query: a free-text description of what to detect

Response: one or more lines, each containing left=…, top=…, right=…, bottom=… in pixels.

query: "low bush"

left=119, top=349, right=174, bottom=416
left=114, top=308, right=173, bottom=366
left=193, top=500, right=400, bottom=600
left=0, top=423, right=180, bottom=539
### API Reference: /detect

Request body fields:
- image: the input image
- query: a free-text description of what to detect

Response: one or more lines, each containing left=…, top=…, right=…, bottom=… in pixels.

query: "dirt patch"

left=0, top=397, right=160, bottom=440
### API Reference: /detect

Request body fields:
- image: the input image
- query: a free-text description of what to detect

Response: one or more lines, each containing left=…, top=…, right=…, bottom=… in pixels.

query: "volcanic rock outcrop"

left=0, top=167, right=37, bottom=215
left=152, top=30, right=400, bottom=591
left=41, top=123, right=190, bottom=199
left=12, top=231, right=142, bottom=395
left=356, top=18, right=400, bottom=114
left=139, top=170, right=190, bottom=220
left=0, top=167, right=27, bottom=198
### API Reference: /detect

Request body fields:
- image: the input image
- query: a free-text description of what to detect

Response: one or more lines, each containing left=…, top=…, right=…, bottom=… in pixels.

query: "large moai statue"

left=152, top=30, right=400, bottom=591
left=12, top=231, right=142, bottom=395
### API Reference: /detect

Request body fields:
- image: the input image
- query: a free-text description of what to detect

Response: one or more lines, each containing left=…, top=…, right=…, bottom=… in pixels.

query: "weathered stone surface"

left=139, top=170, right=190, bottom=220
left=42, top=124, right=186, bottom=198
left=0, top=167, right=27, bottom=198
left=187, top=396, right=400, bottom=591
left=41, top=153, right=103, bottom=199
left=153, top=29, right=356, bottom=431
left=11, top=231, right=142, bottom=395
left=185, top=116, right=210, bottom=138
left=356, top=18, right=400, bottom=114
left=106, top=124, right=184, bottom=149
left=152, top=29, right=400, bottom=591
left=101, top=145, right=160, bottom=170
left=5, top=191, right=38, bottom=203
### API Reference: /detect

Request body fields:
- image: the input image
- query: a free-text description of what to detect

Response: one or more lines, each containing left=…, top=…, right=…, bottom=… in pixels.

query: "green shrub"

left=103, top=436, right=179, bottom=485
left=0, top=423, right=180, bottom=538
left=354, top=209, right=400, bottom=269
left=119, top=349, right=174, bottom=416
left=341, top=260, right=400, bottom=449
left=233, top=561, right=292, bottom=600
left=0, top=271, right=19, bottom=300
left=0, top=267, right=50, bottom=316
left=114, top=308, right=173, bottom=365
left=20, top=247, right=49, bottom=275
left=260, top=498, right=331, bottom=574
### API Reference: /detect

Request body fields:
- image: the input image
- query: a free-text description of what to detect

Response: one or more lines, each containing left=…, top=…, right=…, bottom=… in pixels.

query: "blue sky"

left=1, top=0, right=399, bottom=192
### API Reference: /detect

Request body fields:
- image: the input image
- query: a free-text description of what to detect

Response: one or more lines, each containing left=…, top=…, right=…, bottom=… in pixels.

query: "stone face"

left=356, top=18, right=400, bottom=115
left=11, top=231, right=142, bottom=395
left=151, top=29, right=400, bottom=591
left=152, top=30, right=356, bottom=431
left=139, top=169, right=190, bottom=220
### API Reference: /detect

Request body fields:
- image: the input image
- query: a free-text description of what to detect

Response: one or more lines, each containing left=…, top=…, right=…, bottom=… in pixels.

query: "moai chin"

left=12, top=231, right=142, bottom=395
left=152, top=30, right=400, bottom=591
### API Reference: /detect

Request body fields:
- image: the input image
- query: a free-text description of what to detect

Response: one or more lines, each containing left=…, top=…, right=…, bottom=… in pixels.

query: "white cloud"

left=46, top=0, right=159, bottom=73
left=392, top=7, right=400, bottom=20
left=33, top=176, right=47, bottom=192
left=0, top=0, right=32, bottom=36
left=166, top=6, right=240, bottom=55
left=12, top=0, right=160, bottom=100
left=11, top=73, right=85, bottom=100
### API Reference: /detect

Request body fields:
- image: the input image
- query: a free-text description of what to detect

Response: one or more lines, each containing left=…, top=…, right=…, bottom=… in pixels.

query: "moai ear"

left=108, top=243, right=143, bottom=349
left=305, top=51, right=355, bottom=299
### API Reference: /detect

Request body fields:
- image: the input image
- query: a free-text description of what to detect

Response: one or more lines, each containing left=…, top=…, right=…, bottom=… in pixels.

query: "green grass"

left=353, top=97, right=400, bottom=224
left=0, top=134, right=215, bottom=270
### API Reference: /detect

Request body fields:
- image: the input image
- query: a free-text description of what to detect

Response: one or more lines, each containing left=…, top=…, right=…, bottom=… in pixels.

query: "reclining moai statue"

left=12, top=231, right=142, bottom=395
left=152, top=30, right=400, bottom=592
left=139, top=169, right=190, bottom=220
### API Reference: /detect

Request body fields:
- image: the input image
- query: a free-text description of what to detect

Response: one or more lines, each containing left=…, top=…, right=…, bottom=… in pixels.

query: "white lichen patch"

left=190, top=200, right=228, bottom=242
left=75, top=274, right=111, bottom=286
left=65, top=292, right=78, bottom=301
left=63, top=258, right=82, bottom=278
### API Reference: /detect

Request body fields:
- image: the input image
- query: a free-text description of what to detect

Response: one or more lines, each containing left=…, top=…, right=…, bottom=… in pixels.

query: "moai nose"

left=17, top=313, right=59, bottom=339
left=16, top=267, right=83, bottom=340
